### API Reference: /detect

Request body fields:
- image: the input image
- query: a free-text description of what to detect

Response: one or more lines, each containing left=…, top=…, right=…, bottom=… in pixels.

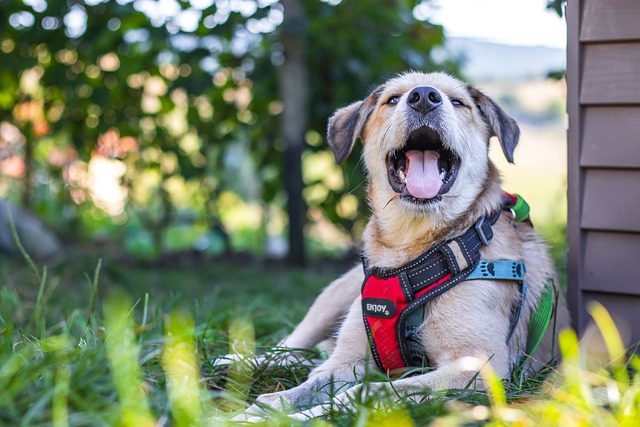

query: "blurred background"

left=0, top=0, right=567, bottom=270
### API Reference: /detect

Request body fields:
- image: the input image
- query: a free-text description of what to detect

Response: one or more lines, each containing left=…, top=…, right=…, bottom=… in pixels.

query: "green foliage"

left=547, top=0, right=566, bottom=17
left=0, top=0, right=457, bottom=257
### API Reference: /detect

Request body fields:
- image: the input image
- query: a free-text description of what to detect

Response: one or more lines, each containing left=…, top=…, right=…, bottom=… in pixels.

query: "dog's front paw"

left=286, top=383, right=366, bottom=421
left=254, top=390, right=295, bottom=412
left=231, top=407, right=269, bottom=423
left=230, top=391, right=295, bottom=423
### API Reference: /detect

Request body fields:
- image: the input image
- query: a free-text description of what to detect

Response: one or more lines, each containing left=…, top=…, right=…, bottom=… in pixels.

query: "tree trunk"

left=279, top=0, right=308, bottom=267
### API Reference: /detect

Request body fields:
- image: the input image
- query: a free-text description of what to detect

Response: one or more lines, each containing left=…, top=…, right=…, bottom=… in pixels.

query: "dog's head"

left=327, top=72, right=519, bottom=220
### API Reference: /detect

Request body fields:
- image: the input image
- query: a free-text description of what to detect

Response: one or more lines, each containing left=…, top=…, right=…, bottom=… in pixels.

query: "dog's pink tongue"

left=405, top=150, right=442, bottom=199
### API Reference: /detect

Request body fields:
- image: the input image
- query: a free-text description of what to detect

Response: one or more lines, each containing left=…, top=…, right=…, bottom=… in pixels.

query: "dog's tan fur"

left=241, top=72, right=570, bottom=421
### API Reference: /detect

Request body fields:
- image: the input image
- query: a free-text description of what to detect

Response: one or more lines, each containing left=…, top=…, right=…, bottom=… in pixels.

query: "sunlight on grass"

left=162, top=309, right=203, bottom=427
left=43, top=335, right=72, bottom=427
left=360, top=405, right=415, bottom=427
left=104, top=291, right=156, bottom=427
left=588, top=302, right=628, bottom=388
left=224, top=315, right=256, bottom=412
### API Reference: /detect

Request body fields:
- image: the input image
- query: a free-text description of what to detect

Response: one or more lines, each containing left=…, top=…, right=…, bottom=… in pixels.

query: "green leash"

left=522, top=280, right=556, bottom=364
left=508, top=193, right=555, bottom=360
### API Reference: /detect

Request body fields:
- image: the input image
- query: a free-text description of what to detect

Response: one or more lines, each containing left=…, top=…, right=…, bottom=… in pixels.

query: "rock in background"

left=0, top=200, right=62, bottom=261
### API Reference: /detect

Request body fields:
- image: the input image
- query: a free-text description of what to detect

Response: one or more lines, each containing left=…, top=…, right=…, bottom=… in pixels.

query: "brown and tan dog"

left=241, top=71, right=570, bottom=420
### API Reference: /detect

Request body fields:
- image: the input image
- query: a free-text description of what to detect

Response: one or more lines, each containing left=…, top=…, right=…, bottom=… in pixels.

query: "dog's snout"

left=407, top=86, right=442, bottom=114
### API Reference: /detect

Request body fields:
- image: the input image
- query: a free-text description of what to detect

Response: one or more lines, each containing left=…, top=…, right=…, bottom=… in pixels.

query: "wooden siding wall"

left=567, top=0, right=640, bottom=345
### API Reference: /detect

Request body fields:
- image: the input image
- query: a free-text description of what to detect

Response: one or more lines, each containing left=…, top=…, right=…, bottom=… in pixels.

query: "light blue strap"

left=467, top=260, right=527, bottom=345
left=466, top=260, right=525, bottom=281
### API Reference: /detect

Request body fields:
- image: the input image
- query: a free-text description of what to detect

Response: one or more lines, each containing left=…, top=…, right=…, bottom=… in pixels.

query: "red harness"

left=361, top=195, right=528, bottom=375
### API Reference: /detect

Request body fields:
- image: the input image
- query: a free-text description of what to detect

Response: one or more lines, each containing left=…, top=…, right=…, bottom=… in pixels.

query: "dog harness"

left=361, top=193, right=534, bottom=375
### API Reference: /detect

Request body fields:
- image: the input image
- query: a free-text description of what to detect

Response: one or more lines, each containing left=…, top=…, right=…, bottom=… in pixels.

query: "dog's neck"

left=362, top=164, right=505, bottom=269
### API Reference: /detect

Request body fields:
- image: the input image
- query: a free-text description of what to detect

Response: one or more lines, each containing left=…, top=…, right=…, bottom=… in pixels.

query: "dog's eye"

left=450, top=99, right=465, bottom=107
left=386, top=96, right=401, bottom=105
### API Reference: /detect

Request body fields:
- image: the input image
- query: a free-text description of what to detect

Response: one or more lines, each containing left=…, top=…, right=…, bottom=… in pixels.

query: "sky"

left=419, top=0, right=567, bottom=49
left=62, top=0, right=567, bottom=50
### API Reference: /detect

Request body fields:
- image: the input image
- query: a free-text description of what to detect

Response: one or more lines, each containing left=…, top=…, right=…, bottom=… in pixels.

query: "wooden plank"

left=582, top=231, right=640, bottom=295
left=566, top=0, right=585, bottom=333
left=581, top=107, right=640, bottom=168
left=582, top=0, right=640, bottom=42
left=582, top=169, right=640, bottom=232
left=580, top=291, right=640, bottom=346
left=581, top=43, right=640, bottom=105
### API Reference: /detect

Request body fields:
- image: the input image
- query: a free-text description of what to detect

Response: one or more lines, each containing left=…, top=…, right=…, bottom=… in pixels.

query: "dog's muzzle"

left=386, top=126, right=460, bottom=203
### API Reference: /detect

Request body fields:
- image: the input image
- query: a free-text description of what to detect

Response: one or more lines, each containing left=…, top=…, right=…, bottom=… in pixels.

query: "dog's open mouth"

left=386, top=127, right=460, bottom=202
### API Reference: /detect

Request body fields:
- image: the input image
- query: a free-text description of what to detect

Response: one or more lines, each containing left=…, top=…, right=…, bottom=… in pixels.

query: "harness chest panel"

left=362, top=273, right=452, bottom=372
left=362, top=275, right=405, bottom=371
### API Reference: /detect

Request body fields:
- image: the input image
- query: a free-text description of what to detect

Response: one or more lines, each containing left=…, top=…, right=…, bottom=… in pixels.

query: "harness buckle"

left=475, top=217, right=492, bottom=246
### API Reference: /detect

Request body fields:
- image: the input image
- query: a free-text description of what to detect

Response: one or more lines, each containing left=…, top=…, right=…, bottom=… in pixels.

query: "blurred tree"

left=546, top=0, right=566, bottom=17
left=0, top=0, right=456, bottom=263
left=279, top=0, right=308, bottom=265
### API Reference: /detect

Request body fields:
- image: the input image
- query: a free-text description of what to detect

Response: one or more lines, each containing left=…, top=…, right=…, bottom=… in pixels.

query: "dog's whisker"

left=383, top=196, right=396, bottom=210
left=380, top=123, right=394, bottom=151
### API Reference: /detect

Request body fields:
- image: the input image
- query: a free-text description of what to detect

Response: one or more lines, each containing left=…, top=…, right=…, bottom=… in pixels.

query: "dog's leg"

left=239, top=297, right=372, bottom=420
left=287, top=298, right=515, bottom=421
left=281, top=264, right=364, bottom=350
left=214, top=265, right=363, bottom=370
left=288, top=351, right=509, bottom=421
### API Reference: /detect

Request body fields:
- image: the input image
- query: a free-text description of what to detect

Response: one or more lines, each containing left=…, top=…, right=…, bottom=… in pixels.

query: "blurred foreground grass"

left=1, top=247, right=638, bottom=426
left=0, top=251, right=346, bottom=426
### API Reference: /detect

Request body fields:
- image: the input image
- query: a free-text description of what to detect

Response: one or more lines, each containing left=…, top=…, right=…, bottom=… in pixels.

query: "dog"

left=239, top=71, right=570, bottom=421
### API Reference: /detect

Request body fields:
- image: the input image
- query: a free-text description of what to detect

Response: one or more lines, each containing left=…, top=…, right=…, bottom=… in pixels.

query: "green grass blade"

left=85, top=258, right=102, bottom=330
left=587, top=301, right=629, bottom=389
left=104, top=291, right=156, bottom=427
left=7, top=209, right=41, bottom=284
left=224, top=315, right=256, bottom=412
left=162, top=309, right=203, bottom=427
left=52, top=352, right=71, bottom=427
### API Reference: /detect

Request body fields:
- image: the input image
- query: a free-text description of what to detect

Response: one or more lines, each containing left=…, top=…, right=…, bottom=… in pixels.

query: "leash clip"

left=474, top=217, right=492, bottom=246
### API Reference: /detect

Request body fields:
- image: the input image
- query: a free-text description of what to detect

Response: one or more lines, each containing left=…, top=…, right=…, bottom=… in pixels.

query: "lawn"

left=1, top=244, right=638, bottom=426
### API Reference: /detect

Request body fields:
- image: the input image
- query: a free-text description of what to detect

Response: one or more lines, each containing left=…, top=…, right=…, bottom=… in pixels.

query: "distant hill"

left=443, top=38, right=566, bottom=82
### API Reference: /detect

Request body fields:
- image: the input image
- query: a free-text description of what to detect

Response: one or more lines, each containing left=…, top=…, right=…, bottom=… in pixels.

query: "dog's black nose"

left=407, top=86, right=442, bottom=114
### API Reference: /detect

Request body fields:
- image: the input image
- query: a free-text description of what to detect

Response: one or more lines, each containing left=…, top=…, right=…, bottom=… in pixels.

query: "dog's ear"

left=327, top=88, right=381, bottom=164
left=468, top=86, right=520, bottom=163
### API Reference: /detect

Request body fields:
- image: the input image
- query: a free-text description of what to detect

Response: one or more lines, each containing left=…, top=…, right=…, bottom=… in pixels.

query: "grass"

left=0, top=249, right=345, bottom=426
left=1, top=245, right=639, bottom=426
